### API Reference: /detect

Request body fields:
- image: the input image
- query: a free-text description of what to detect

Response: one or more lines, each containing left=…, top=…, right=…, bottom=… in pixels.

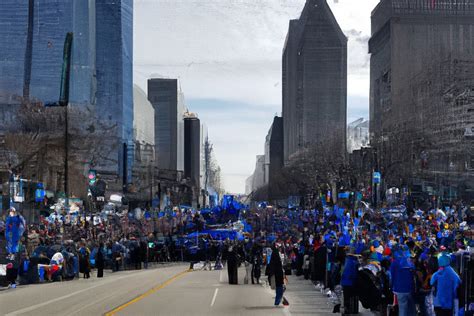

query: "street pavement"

left=112, top=266, right=290, bottom=316
left=0, top=263, right=374, bottom=316
left=0, top=264, right=288, bottom=316
left=0, top=264, right=188, bottom=316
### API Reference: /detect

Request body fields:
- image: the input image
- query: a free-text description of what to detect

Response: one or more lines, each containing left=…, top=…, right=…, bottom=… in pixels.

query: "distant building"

left=96, top=0, right=134, bottom=184
left=282, top=0, right=347, bottom=163
left=200, top=123, right=208, bottom=196
left=133, top=85, right=155, bottom=166
left=131, top=85, right=155, bottom=203
left=369, top=0, right=474, bottom=200
left=347, top=118, right=369, bottom=153
left=133, top=85, right=155, bottom=148
left=251, top=155, right=266, bottom=193
left=245, top=175, right=254, bottom=195
left=268, top=117, right=284, bottom=199
left=248, top=117, right=284, bottom=200
left=147, top=78, right=185, bottom=172
left=184, top=115, right=201, bottom=207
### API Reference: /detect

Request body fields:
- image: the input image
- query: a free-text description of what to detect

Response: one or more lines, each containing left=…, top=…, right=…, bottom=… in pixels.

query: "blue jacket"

left=390, top=257, right=414, bottom=293
left=341, top=255, right=359, bottom=287
left=430, top=266, right=461, bottom=309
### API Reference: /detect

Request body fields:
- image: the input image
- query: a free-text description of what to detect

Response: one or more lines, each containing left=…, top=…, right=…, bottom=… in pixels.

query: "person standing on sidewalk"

left=96, top=243, right=105, bottom=278
left=251, top=242, right=262, bottom=284
left=341, top=252, right=360, bottom=314
left=268, top=247, right=285, bottom=306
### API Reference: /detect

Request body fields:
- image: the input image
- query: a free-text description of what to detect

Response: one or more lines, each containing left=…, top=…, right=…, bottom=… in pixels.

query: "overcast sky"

left=133, top=0, right=379, bottom=193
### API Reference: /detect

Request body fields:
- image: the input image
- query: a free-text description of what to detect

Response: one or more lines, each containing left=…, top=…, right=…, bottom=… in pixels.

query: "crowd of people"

left=0, top=204, right=210, bottom=288
left=2, top=198, right=473, bottom=315
left=226, top=202, right=473, bottom=315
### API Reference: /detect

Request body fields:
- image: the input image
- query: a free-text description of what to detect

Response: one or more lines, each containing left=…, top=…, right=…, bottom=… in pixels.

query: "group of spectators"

left=2, top=198, right=473, bottom=316
left=236, top=202, right=473, bottom=315
left=0, top=205, right=192, bottom=289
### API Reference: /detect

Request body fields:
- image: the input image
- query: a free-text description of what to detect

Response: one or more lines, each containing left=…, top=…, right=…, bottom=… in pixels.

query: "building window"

left=468, top=155, right=474, bottom=171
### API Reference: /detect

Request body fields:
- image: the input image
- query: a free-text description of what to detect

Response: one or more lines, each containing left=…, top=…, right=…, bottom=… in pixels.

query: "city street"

left=1, top=262, right=377, bottom=316
left=1, top=264, right=293, bottom=316
left=0, top=0, right=472, bottom=315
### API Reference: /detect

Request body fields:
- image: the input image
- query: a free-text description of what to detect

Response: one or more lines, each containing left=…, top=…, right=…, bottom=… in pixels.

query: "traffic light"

left=90, top=179, right=106, bottom=198
left=88, top=169, right=97, bottom=185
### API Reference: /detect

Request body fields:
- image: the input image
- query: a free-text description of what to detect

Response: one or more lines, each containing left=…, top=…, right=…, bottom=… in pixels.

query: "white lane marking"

left=219, top=269, right=224, bottom=283
left=210, top=288, right=219, bottom=307
left=5, top=274, right=131, bottom=316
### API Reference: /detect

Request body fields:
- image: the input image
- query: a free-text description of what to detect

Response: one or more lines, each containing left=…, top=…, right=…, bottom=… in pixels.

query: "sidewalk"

left=284, top=274, right=334, bottom=315
left=283, top=274, right=375, bottom=316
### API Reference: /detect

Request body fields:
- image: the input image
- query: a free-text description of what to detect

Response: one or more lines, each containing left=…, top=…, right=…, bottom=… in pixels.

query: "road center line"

left=105, top=269, right=190, bottom=316
left=210, top=288, right=219, bottom=307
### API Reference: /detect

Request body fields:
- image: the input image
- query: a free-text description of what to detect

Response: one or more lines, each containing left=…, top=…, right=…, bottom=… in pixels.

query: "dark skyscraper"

left=147, top=78, right=185, bottom=172
left=369, top=0, right=474, bottom=200
left=184, top=116, right=201, bottom=189
left=282, top=0, right=347, bottom=163
left=268, top=116, right=284, bottom=199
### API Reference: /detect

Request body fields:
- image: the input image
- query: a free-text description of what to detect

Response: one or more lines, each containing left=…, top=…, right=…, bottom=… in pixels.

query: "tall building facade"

left=0, top=0, right=96, bottom=105
left=184, top=115, right=201, bottom=188
left=147, top=78, right=185, bottom=172
left=369, top=0, right=474, bottom=200
left=0, top=0, right=134, bottom=192
left=200, top=123, right=208, bottom=192
left=96, top=0, right=134, bottom=183
left=268, top=117, right=284, bottom=199
left=248, top=117, right=284, bottom=199
left=282, top=0, right=347, bottom=163
left=251, top=155, right=266, bottom=192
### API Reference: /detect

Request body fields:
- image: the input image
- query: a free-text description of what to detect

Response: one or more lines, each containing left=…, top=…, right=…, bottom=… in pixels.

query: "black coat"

left=268, top=251, right=284, bottom=287
left=95, top=249, right=105, bottom=269
left=313, top=246, right=327, bottom=282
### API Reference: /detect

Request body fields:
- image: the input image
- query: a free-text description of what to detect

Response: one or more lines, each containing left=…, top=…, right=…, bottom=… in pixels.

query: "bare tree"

left=261, top=142, right=352, bottom=206
left=1, top=102, right=118, bottom=198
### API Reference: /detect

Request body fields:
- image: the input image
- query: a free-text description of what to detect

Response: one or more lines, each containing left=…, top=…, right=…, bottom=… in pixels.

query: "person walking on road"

left=268, top=247, right=285, bottom=306
left=227, top=246, right=238, bottom=284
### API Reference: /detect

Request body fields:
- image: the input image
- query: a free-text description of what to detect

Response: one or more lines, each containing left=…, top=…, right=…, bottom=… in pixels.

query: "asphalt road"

left=0, top=264, right=289, bottom=316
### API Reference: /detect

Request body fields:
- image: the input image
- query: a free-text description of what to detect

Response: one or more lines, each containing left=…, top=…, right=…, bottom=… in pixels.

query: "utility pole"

left=60, top=33, right=73, bottom=209
left=22, top=0, right=34, bottom=103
